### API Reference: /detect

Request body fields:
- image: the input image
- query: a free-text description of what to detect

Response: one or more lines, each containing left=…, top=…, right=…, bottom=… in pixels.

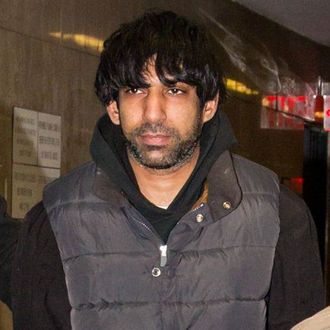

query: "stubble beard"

left=124, top=120, right=203, bottom=170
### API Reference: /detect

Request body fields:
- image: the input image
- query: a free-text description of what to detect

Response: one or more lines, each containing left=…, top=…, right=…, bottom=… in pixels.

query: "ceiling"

left=234, top=0, right=330, bottom=47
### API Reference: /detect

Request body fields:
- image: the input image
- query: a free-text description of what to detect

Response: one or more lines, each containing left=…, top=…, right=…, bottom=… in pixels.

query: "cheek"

left=171, top=103, right=201, bottom=125
left=118, top=110, right=141, bottom=134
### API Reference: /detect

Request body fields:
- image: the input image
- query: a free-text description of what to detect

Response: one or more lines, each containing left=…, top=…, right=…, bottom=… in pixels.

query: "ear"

left=202, top=93, right=219, bottom=124
left=106, top=101, right=120, bottom=125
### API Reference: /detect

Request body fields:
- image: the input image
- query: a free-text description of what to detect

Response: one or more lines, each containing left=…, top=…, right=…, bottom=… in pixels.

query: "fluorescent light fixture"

left=225, top=78, right=259, bottom=95
left=49, top=32, right=104, bottom=52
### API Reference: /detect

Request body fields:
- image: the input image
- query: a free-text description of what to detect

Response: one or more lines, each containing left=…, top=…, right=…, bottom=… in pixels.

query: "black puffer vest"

left=44, top=151, right=280, bottom=330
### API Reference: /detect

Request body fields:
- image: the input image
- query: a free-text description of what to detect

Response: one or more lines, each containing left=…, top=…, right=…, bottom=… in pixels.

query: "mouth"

left=139, top=134, right=171, bottom=146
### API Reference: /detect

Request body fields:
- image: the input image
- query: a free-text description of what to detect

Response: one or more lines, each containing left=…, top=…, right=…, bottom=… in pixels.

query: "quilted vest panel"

left=44, top=155, right=280, bottom=330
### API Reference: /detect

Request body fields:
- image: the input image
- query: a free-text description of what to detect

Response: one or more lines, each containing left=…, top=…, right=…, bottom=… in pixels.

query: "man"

left=12, top=10, right=324, bottom=330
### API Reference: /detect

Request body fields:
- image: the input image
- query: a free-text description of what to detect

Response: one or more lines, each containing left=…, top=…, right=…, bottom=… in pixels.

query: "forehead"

left=140, top=61, right=195, bottom=89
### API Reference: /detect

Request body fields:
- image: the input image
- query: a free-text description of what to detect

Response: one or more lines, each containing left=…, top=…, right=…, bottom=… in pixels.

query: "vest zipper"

left=129, top=217, right=167, bottom=266
left=159, top=245, right=168, bottom=267
left=130, top=217, right=154, bottom=233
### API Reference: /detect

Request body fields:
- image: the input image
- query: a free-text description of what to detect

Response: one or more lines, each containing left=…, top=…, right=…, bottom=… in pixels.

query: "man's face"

left=107, top=64, right=216, bottom=169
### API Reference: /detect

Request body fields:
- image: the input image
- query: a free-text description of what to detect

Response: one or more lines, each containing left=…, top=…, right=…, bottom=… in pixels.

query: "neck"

left=128, top=148, right=200, bottom=207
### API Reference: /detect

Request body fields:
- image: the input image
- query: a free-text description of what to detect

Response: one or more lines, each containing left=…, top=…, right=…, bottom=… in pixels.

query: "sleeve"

left=11, top=202, right=71, bottom=330
left=267, top=185, right=326, bottom=330
left=0, top=213, right=21, bottom=308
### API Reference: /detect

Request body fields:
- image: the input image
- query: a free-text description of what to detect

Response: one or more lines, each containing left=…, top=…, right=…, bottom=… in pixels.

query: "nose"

left=142, top=91, right=166, bottom=123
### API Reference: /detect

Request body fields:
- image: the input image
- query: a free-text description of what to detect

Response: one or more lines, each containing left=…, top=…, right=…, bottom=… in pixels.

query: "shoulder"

left=279, top=184, right=312, bottom=232
left=45, top=161, right=95, bottom=194
left=43, top=161, right=96, bottom=211
left=232, top=154, right=278, bottom=178
left=231, top=154, right=279, bottom=193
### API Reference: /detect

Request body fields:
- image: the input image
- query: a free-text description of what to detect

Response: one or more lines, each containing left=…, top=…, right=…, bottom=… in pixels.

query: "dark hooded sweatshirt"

left=90, top=112, right=235, bottom=242
left=11, top=112, right=324, bottom=329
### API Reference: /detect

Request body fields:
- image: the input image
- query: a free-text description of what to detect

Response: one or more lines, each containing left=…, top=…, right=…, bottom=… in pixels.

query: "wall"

left=0, top=0, right=329, bottom=328
left=1, top=0, right=329, bottom=209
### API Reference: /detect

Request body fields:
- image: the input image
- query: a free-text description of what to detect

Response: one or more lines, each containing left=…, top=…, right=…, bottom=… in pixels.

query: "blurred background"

left=1, top=0, right=330, bottom=328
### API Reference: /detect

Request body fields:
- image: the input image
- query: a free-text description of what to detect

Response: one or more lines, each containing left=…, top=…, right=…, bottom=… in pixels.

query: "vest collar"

left=207, top=150, right=242, bottom=221
left=92, top=150, right=242, bottom=223
left=92, top=166, right=127, bottom=208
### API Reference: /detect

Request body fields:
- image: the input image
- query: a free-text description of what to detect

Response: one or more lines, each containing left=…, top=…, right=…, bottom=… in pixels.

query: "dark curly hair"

left=94, top=10, right=226, bottom=109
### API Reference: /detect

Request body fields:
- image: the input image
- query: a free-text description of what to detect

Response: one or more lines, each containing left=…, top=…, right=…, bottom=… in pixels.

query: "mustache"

left=132, top=122, right=176, bottom=136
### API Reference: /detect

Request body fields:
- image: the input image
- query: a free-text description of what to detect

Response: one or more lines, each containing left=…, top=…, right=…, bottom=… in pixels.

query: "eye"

left=167, top=88, right=184, bottom=95
left=125, top=87, right=143, bottom=94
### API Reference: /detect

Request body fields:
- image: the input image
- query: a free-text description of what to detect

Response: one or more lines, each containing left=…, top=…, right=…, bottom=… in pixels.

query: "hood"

left=90, top=110, right=236, bottom=237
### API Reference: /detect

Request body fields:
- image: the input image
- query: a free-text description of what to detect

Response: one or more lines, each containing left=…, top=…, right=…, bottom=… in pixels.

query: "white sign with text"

left=13, top=107, right=38, bottom=165
left=38, top=112, right=61, bottom=168
left=12, top=107, right=62, bottom=218
left=13, top=107, right=61, bottom=168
